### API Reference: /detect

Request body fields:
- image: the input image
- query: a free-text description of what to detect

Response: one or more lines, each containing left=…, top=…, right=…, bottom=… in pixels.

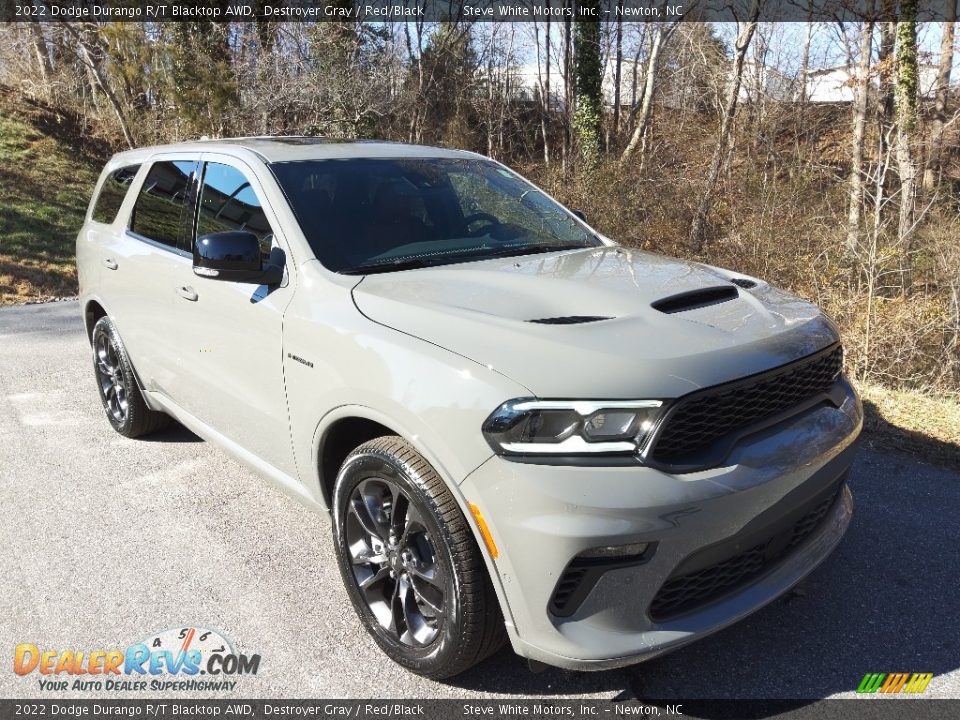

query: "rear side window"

left=91, top=165, right=140, bottom=224
left=197, top=162, right=274, bottom=259
left=130, top=160, right=196, bottom=249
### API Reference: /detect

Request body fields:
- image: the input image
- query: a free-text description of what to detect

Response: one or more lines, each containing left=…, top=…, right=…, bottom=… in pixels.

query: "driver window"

left=197, top=162, right=274, bottom=259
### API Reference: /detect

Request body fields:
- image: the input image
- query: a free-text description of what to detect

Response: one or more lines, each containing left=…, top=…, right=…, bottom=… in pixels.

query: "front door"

left=169, top=154, right=297, bottom=477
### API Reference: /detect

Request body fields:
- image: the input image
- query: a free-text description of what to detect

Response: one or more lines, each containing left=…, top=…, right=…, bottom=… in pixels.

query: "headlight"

left=482, top=399, right=664, bottom=456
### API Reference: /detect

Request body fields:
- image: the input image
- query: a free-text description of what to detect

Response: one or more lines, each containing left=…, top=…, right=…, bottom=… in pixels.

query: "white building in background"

left=485, top=60, right=955, bottom=111
left=804, top=66, right=864, bottom=102
left=488, top=63, right=564, bottom=107
left=489, top=62, right=644, bottom=111
left=737, top=61, right=796, bottom=103
left=804, top=63, right=956, bottom=103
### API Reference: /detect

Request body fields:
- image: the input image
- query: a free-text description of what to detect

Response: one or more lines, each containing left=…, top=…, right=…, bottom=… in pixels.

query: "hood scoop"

left=528, top=315, right=612, bottom=325
left=652, top=286, right=739, bottom=314
left=730, top=277, right=758, bottom=289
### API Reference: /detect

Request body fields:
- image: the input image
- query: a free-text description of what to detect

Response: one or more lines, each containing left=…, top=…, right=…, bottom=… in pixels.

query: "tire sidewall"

left=91, top=317, right=133, bottom=435
left=332, top=448, right=464, bottom=673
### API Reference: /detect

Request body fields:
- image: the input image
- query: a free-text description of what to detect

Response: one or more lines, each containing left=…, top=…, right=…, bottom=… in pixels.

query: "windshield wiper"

left=341, top=243, right=591, bottom=275
left=475, top=243, right=592, bottom=260
left=340, top=257, right=436, bottom=275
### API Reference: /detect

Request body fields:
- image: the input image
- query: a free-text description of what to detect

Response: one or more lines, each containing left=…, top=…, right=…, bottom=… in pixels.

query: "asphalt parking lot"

left=1, top=300, right=957, bottom=703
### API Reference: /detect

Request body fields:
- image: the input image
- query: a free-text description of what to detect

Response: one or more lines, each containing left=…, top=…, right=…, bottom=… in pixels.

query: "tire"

left=332, top=436, right=506, bottom=678
left=91, top=316, right=170, bottom=438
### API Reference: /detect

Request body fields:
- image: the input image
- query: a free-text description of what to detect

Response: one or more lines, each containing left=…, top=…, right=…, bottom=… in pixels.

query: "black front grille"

left=649, top=484, right=842, bottom=621
left=650, top=345, right=843, bottom=464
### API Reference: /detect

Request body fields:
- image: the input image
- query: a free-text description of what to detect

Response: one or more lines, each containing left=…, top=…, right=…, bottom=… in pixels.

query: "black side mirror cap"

left=572, top=210, right=587, bottom=222
left=193, top=231, right=283, bottom=286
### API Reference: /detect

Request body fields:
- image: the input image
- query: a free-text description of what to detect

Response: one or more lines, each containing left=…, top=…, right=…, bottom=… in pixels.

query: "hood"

left=351, top=247, right=839, bottom=398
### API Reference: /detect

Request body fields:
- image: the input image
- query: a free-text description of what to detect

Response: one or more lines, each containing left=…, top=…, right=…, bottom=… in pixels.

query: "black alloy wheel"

left=90, top=316, right=170, bottom=438
left=332, top=436, right=506, bottom=678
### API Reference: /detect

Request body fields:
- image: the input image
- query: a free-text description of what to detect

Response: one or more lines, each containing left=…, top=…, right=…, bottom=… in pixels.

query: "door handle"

left=175, top=286, right=198, bottom=302
left=102, top=258, right=118, bottom=270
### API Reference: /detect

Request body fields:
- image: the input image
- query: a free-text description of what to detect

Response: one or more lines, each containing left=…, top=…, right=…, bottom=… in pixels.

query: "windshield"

left=269, top=157, right=602, bottom=273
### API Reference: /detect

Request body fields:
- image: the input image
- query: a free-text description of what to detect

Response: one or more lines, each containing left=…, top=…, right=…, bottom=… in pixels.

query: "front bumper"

left=459, top=379, right=862, bottom=670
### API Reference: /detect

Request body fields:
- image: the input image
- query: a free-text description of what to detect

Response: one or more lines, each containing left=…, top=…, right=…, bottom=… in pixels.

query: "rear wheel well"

left=84, top=301, right=107, bottom=343
left=320, top=417, right=395, bottom=508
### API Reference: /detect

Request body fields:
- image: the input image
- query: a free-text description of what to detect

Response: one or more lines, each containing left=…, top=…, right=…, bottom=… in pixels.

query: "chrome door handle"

left=175, top=286, right=198, bottom=302
left=102, top=258, right=118, bottom=270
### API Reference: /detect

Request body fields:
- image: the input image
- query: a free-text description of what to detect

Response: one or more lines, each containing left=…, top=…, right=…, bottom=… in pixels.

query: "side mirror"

left=193, top=231, right=283, bottom=285
left=572, top=210, right=587, bottom=222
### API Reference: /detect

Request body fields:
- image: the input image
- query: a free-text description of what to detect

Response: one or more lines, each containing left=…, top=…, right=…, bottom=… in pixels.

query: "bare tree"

left=562, top=8, right=573, bottom=172
left=846, top=12, right=875, bottom=255
left=798, top=12, right=812, bottom=107
left=533, top=16, right=551, bottom=164
left=63, top=23, right=135, bottom=148
left=620, top=19, right=682, bottom=164
left=923, top=13, right=957, bottom=189
left=27, top=18, right=52, bottom=99
left=688, top=1, right=762, bottom=250
left=894, top=1, right=919, bottom=247
left=611, top=6, right=623, bottom=138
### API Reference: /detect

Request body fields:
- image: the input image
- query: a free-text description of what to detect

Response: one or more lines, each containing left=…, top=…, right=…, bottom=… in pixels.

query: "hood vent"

left=730, top=277, right=757, bottom=289
left=528, top=315, right=611, bottom=325
left=652, top=286, right=739, bottom=314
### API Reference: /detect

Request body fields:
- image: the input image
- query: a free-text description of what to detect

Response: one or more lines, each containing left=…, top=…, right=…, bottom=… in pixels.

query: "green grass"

left=0, top=108, right=100, bottom=304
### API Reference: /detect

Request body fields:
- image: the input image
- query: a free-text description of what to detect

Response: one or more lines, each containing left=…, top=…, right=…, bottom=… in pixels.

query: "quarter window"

left=91, top=164, right=140, bottom=224
left=130, top=160, right=196, bottom=249
left=197, top=163, right=274, bottom=259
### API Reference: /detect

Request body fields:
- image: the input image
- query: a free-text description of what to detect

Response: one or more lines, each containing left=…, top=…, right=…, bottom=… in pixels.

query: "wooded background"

left=1, top=6, right=958, bottom=397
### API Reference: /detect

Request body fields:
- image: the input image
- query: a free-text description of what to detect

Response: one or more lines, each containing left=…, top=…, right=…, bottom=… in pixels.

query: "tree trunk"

left=688, top=3, right=760, bottom=251
left=895, top=3, right=919, bottom=247
left=487, top=59, right=495, bottom=158
left=630, top=28, right=643, bottom=109
left=573, top=0, right=604, bottom=168
left=798, top=16, right=811, bottom=107
left=620, top=29, right=663, bottom=163
left=923, top=13, right=956, bottom=190
left=535, top=16, right=551, bottom=165
left=562, top=10, right=573, bottom=174
left=846, top=15, right=874, bottom=256
left=28, top=19, right=52, bottom=98
left=877, top=14, right=896, bottom=154
left=612, top=8, right=623, bottom=136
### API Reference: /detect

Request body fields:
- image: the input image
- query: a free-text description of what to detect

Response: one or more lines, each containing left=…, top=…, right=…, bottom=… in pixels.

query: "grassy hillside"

left=0, top=90, right=103, bottom=305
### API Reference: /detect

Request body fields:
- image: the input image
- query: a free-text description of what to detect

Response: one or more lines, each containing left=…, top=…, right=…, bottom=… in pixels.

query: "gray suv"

left=77, top=138, right=861, bottom=678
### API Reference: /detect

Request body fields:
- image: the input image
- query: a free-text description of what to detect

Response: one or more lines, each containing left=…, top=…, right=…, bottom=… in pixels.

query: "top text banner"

left=2, top=0, right=958, bottom=23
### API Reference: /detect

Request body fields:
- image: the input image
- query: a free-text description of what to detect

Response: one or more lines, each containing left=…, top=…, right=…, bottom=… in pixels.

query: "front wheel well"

left=84, top=300, right=107, bottom=343
left=319, top=417, right=396, bottom=508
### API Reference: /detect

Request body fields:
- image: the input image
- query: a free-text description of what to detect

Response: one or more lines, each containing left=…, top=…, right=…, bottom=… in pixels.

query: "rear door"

left=101, top=156, right=198, bottom=395
left=168, top=154, right=298, bottom=477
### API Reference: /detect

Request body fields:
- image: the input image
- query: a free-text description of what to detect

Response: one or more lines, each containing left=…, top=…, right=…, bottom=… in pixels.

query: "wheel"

left=332, top=436, right=506, bottom=678
left=91, top=315, right=170, bottom=438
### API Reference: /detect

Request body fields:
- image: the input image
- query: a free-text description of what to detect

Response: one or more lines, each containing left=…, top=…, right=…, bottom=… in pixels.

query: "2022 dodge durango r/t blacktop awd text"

left=77, top=138, right=861, bottom=678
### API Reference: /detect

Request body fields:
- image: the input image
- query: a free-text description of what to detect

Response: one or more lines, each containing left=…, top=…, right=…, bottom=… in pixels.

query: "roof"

left=109, top=137, right=483, bottom=165
left=808, top=62, right=943, bottom=76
